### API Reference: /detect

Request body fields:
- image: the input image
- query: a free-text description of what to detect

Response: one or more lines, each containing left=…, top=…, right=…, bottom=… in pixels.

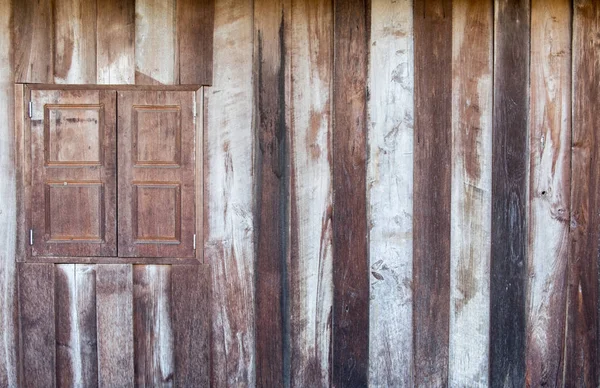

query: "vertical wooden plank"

left=490, top=1, right=530, bottom=387
left=205, top=0, right=256, bottom=385
left=13, top=0, right=53, bottom=83
left=525, top=1, right=571, bottom=386
left=135, top=0, right=178, bottom=85
left=97, top=0, right=135, bottom=84
left=53, top=0, right=97, bottom=84
left=177, top=0, right=214, bottom=85
left=449, top=0, right=493, bottom=386
left=289, top=0, right=334, bottom=387
left=332, top=0, right=369, bottom=386
left=133, top=265, right=174, bottom=387
left=368, top=0, right=413, bottom=386
left=567, top=1, right=600, bottom=386
left=172, top=265, right=210, bottom=387
left=253, top=0, right=287, bottom=386
left=413, top=1, right=452, bottom=386
left=0, top=1, right=17, bottom=385
left=96, top=264, right=134, bottom=388
left=55, top=264, right=98, bottom=387
left=19, top=263, right=56, bottom=388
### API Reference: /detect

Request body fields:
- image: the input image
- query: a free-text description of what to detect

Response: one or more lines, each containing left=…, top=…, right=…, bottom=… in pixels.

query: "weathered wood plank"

left=97, top=0, right=135, bottom=84
left=96, top=264, right=134, bottom=388
left=332, top=0, right=369, bottom=386
left=54, top=0, right=97, bottom=83
left=177, top=0, right=214, bottom=85
left=449, top=1, right=492, bottom=386
left=413, top=1, right=452, bottom=386
left=289, top=0, right=333, bottom=386
left=567, top=1, right=600, bottom=386
left=253, top=0, right=287, bottom=386
left=135, top=0, right=178, bottom=85
left=368, top=0, right=413, bottom=386
left=490, top=1, right=530, bottom=387
left=133, top=265, right=174, bottom=387
left=19, top=263, right=56, bottom=388
left=205, top=0, right=256, bottom=385
left=172, top=265, right=210, bottom=387
left=13, top=0, right=53, bottom=83
left=0, top=2, right=17, bottom=384
left=525, top=1, right=571, bottom=386
left=55, top=264, right=98, bottom=387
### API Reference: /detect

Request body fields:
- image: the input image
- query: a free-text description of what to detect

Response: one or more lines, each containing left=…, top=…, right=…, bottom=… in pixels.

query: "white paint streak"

left=368, top=1, right=414, bottom=386
left=449, top=2, right=493, bottom=386
left=206, top=0, right=256, bottom=386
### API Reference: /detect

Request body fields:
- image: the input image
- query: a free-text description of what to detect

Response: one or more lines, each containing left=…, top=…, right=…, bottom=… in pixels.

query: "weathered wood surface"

left=205, top=0, right=256, bottom=386
left=253, top=0, right=287, bottom=386
left=368, top=0, right=413, bottom=386
left=97, top=0, right=135, bottom=84
left=526, top=1, right=571, bottom=386
left=0, top=0, right=17, bottom=384
left=55, top=264, right=98, bottom=387
left=567, top=1, right=600, bottom=386
left=449, top=1, right=492, bottom=386
left=96, top=264, right=135, bottom=388
left=288, top=0, right=333, bottom=386
left=413, top=0, right=452, bottom=386
left=178, top=0, right=214, bottom=85
left=490, top=1, right=530, bottom=387
left=332, top=0, right=369, bottom=386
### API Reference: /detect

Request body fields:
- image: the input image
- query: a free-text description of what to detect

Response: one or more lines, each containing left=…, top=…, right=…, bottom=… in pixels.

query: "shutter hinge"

left=29, top=229, right=33, bottom=246
left=28, top=101, right=32, bottom=118
left=192, top=92, right=197, bottom=124
left=193, top=234, right=196, bottom=250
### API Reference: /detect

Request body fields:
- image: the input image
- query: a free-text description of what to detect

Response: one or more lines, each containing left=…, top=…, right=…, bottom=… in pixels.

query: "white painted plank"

left=368, top=0, right=414, bottom=386
left=205, top=0, right=256, bottom=386
left=449, top=1, right=493, bottom=386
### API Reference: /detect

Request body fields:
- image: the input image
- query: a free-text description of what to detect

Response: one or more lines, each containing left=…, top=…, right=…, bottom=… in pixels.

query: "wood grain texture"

left=19, top=263, right=56, bottom=388
left=567, top=1, right=600, bottom=386
left=332, top=0, right=369, bottom=386
left=288, top=0, right=333, bottom=386
left=490, top=1, right=530, bottom=387
left=526, top=1, right=571, bottom=386
left=449, top=1, right=492, bottom=386
left=96, top=264, right=134, bottom=388
left=205, top=0, right=256, bottom=385
left=55, top=264, right=98, bottom=387
left=133, top=265, right=174, bottom=386
left=135, top=0, right=178, bottom=85
left=172, top=265, right=210, bottom=387
left=54, top=0, right=97, bottom=84
left=253, top=0, right=287, bottom=386
left=368, top=0, right=413, bottom=386
left=178, top=0, right=214, bottom=85
left=97, top=0, right=135, bottom=84
left=13, top=0, right=53, bottom=83
left=0, top=1, right=17, bottom=384
left=413, top=1, right=452, bottom=386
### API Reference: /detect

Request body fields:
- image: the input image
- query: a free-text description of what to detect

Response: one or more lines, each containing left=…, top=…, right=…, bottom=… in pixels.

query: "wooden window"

left=22, top=87, right=198, bottom=261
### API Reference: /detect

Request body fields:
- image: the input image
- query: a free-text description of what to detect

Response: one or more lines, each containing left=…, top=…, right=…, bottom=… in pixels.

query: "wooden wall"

left=1, top=0, right=600, bottom=387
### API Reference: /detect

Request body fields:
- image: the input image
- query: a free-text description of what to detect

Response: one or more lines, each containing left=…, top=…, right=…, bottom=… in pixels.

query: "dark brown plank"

left=55, top=264, right=98, bottom=387
left=567, top=1, right=600, bottom=386
left=97, top=0, right=135, bottom=84
left=19, top=263, right=56, bottom=388
left=332, top=0, right=369, bottom=386
left=96, top=264, right=134, bottom=388
left=133, top=265, right=174, bottom=386
left=177, top=0, right=214, bottom=85
left=412, top=1, right=452, bottom=386
left=490, top=1, right=530, bottom=387
left=253, top=0, right=287, bottom=386
left=13, top=0, right=53, bottom=83
left=172, top=265, right=210, bottom=387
